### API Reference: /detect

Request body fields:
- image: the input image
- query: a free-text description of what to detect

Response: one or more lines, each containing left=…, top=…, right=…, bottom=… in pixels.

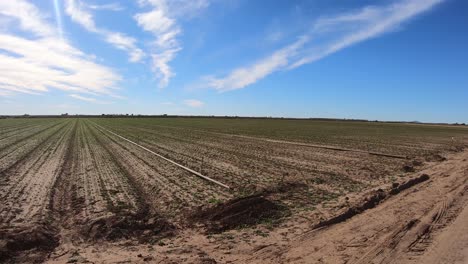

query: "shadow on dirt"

left=0, top=224, right=59, bottom=263
left=192, top=195, right=287, bottom=233
left=83, top=212, right=175, bottom=243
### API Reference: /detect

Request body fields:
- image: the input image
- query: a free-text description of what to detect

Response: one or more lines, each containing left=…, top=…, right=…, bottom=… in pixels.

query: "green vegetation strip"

left=90, top=121, right=231, bottom=189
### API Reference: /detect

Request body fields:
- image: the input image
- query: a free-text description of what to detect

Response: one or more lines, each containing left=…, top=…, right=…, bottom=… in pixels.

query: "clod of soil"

left=192, top=195, right=286, bottom=233
left=403, top=164, right=415, bottom=173
left=425, top=154, right=447, bottom=162
left=449, top=144, right=465, bottom=152
left=0, top=225, right=59, bottom=262
left=389, top=174, right=430, bottom=195
left=84, top=213, right=174, bottom=242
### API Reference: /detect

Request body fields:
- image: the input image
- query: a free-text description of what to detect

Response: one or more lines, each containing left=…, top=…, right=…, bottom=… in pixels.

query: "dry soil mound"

left=193, top=195, right=285, bottom=233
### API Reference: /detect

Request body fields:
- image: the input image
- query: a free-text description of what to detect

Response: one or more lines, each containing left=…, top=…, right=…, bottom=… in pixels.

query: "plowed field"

left=0, top=117, right=466, bottom=263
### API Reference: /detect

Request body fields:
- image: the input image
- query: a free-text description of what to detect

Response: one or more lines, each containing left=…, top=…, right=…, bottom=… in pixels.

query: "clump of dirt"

left=402, top=164, right=415, bottom=173
left=449, top=144, right=465, bottom=153
left=389, top=174, right=430, bottom=195
left=403, top=159, right=425, bottom=172
left=192, top=195, right=286, bottom=233
left=259, top=181, right=308, bottom=196
left=425, top=154, right=447, bottom=162
left=83, top=213, right=174, bottom=243
left=0, top=225, right=59, bottom=263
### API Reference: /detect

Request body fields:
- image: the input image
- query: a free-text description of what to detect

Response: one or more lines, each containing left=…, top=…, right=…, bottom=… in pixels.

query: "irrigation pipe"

left=90, top=121, right=231, bottom=189
left=137, top=124, right=408, bottom=160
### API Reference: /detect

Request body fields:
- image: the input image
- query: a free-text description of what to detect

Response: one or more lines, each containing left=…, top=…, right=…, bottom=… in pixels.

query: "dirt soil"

left=249, top=149, right=468, bottom=264
left=191, top=195, right=286, bottom=233
left=1, top=119, right=467, bottom=263
left=43, top=148, right=468, bottom=264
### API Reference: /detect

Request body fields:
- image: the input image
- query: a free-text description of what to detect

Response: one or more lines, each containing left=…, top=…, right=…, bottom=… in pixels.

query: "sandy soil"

left=44, top=148, right=468, bottom=264
left=248, top=149, right=468, bottom=264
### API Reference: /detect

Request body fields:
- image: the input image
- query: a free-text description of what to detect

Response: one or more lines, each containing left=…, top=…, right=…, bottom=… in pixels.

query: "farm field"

left=0, top=117, right=467, bottom=263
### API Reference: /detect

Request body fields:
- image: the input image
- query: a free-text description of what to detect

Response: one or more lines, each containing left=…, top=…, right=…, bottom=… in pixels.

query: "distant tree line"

left=0, top=114, right=466, bottom=126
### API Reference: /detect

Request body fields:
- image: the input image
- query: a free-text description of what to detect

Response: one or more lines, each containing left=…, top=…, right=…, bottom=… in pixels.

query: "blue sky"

left=0, top=0, right=467, bottom=123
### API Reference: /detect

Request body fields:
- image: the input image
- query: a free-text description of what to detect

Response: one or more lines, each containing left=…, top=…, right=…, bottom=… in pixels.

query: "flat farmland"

left=0, top=117, right=467, bottom=263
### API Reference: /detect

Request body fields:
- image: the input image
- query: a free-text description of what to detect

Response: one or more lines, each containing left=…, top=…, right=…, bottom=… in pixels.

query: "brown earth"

left=0, top=119, right=466, bottom=263
left=46, top=147, right=467, bottom=264
left=248, top=148, right=468, bottom=264
left=191, top=195, right=287, bottom=233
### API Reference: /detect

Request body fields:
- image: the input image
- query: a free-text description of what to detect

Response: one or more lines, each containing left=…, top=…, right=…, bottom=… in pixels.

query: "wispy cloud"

left=0, top=90, right=13, bottom=97
left=105, top=32, right=145, bottom=63
left=65, top=0, right=144, bottom=62
left=135, top=0, right=209, bottom=88
left=88, top=3, right=124, bottom=11
left=0, top=1, right=54, bottom=37
left=200, top=0, right=444, bottom=91
left=203, top=36, right=308, bottom=92
left=69, top=94, right=96, bottom=102
left=0, top=0, right=121, bottom=97
left=184, top=99, right=204, bottom=107
left=69, top=94, right=112, bottom=104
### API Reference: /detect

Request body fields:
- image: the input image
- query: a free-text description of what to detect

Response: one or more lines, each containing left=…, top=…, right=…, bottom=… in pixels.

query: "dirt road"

left=249, top=149, right=468, bottom=263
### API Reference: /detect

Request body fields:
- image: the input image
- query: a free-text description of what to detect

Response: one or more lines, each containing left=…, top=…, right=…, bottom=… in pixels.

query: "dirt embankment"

left=247, top=149, right=468, bottom=264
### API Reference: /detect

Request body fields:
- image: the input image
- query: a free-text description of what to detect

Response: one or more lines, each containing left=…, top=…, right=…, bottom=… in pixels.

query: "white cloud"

left=135, top=0, right=209, bottom=88
left=135, top=9, right=176, bottom=35
left=0, top=90, right=13, bottom=97
left=184, top=99, right=204, bottom=107
left=65, top=0, right=97, bottom=32
left=201, top=0, right=444, bottom=91
left=106, top=32, right=145, bottom=62
left=88, top=3, right=124, bottom=11
left=0, top=1, right=54, bottom=36
left=65, top=0, right=144, bottom=62
left=290, top=0, right=444, bottom=69
left=69, top=94, right=112, bottom=104
left=69, top=94, right=96, bottom=102
left=203, top=36, right=308, bottom=92
left=0, top=1, right=121, bottom=97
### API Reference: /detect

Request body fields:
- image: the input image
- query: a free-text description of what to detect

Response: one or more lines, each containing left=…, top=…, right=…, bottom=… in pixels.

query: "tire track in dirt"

left=353, top=184, right=468, bottom=264
left=246, top=149, right=468, bottom=264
